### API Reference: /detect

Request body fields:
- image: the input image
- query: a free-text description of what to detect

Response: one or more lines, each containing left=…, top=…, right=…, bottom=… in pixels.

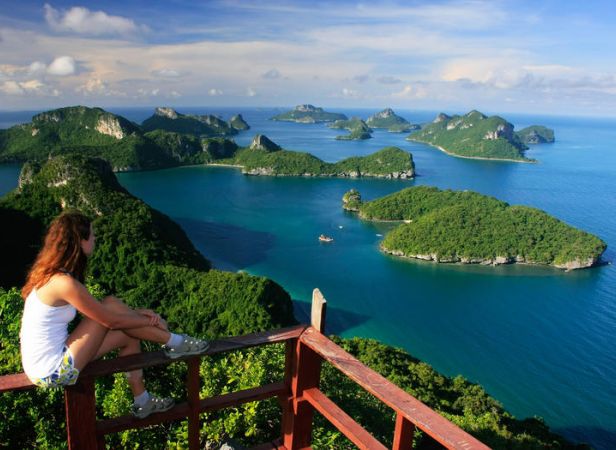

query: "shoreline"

left=406, top=138, right=535, bottom=164
left=380, top=246, right=598, bottom=271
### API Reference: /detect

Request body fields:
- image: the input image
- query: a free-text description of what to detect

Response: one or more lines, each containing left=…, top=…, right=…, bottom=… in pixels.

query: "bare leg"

left=94, top=330, right=146, bottom=396
left=66, top=316, right=109, bottom=371
left=101, top=296, right=171, bottom=344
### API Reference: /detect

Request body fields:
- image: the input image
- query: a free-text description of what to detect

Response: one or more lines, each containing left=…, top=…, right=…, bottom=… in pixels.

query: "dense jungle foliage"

left=355, top=186, right=606, bottom=267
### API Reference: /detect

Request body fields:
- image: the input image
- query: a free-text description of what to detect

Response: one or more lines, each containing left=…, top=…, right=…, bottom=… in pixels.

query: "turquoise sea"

left=1, top=107, right=615, bottom=449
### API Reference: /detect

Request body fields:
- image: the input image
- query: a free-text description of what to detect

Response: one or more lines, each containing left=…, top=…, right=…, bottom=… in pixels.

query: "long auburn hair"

left=22, top=211, right=92, bottom=299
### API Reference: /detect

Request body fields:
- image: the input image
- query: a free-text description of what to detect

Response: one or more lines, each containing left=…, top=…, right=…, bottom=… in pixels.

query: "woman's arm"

left=56, top=276, right=152, bottom=330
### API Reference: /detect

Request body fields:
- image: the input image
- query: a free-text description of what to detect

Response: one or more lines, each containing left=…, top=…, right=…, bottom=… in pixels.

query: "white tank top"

left=20, top=288, right=77, bottom=379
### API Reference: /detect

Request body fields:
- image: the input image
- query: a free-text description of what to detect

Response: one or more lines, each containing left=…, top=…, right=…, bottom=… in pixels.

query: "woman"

left=20, top=211, right=209, bottom=419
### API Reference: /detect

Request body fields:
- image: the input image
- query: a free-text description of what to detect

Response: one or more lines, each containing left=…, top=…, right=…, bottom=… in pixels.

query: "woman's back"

left=20, top=285, right=76, bottom=379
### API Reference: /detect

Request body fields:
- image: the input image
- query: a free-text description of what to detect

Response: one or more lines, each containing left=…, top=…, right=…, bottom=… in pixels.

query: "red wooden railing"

left=0, top=289, right=490, bottom=450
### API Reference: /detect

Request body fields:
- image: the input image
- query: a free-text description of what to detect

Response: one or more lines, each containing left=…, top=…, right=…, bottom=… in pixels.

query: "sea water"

left=1, top=107, right=615, bottom=449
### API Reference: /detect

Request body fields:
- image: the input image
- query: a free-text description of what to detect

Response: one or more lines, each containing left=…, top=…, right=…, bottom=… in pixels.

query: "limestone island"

left=407, top=110, right=554, bottom=162
left=344, top=186, right=606, bottom=270
left=329, top=118, right=373, bottom=140
left=366, top=108, right=421, bottom=133
left=516, top=125, right=555, bottom=144
left=217, top=134, right=414, bottom=179
left=270, top=104, right=347, bottom=123
left=0, top=106, right=249, bottom=172
left=142, top=107, right=249, bottom=136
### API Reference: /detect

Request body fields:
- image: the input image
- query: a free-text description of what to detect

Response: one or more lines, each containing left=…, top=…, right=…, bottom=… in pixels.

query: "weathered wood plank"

left=0, top=325, right=306, bottom=393
left=82, top=324, right=307, bottom=378
left=311, top=288, right=327, bottom=333
left=392, top=413, right=416, bottom=450
left=300, top=327, right=490, bottom=450
left=198, top=381, right=287, bottom=413
left=283, top=339, right=322, bottom=450
left=97, top=382, right=287, bottom=435
left=65, top=378, right=99, bottom=450
left=0, top=372, right=35, bottom=392
left=187, top=357, right=201, bottom=450
left=303, top=387, right=387, bottom=450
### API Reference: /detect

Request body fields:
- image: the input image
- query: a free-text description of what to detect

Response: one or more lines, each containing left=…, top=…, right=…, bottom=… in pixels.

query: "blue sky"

left=1, top=0, right=616, bottom=116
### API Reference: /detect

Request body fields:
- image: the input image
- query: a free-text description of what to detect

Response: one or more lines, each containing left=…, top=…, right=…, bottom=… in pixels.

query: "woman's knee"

left=102, top=295, right=122, bottom=306
left=102, top=296, right=130, bottom=313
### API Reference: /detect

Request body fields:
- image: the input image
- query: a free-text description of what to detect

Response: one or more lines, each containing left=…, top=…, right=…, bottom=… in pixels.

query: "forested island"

left=0, top=156, right=585, bottom=448
left=220, top=135, right=415, bottom=179
left=270, top=104, right=347, bottom=123
left=345, top=186, right=606, bottom=270
left=329, top=117, right=373, bottom=140
left=142, top=107, right=249, bottom=136
left=407, top=110, right=554, bottom=162
left=0, top=106, right=250, bottom=171
left=366, top=108, right=420, bottom=133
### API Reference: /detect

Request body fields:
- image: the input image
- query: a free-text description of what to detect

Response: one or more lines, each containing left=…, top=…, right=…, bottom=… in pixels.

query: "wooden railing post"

left=281, top=288, right=328, bottom=449
left=65, top=377, right=102, bottom=449
left=392, top=414, right=415, bottom=450
left=187, top=357, right=201, bottom=450
left=311, top=288, right=327, bottom=334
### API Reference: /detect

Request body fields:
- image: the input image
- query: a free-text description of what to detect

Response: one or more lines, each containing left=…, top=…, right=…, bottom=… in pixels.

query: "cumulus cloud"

left=44, top=3, right=145, bottom=37
left=152, top=69, right=183, bottom=78
left=1, top=79, right=60, bottom=96
left=209, top=88, right=223, bottom=96
left=47, top=56, right=76, bottom=76
left=341, top=88, right=360, bottom=98
left=377, top=76, right=402, bottom=85
left=137, top=88, right=160, bottom=97
left=392, top=84, right=428, bottom=99
left=262, top=68, right=281, bottom=79
left=246, top=87, right=257, bottom=97
left=76, top=77, right=122, bottom=96
left=0, top=81, right=24, bottom=95
left=169, top=90, right=181, bottom=98
left=28, top=61, right=47, bottom=75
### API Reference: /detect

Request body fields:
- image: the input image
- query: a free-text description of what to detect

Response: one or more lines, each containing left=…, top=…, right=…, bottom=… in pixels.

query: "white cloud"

left=169, top=90, right=181, bottom=98
left=137, top=88, right=160, bottom=97
left=246, top=87, right=257, bottom=97
left=44, top=3, right=145, bottom=37
left=209, top=88, right=223, bottom=96
left=341, top=88, right=360, bottom=98
left=0, top=81, right=24, bottom=95
left=28, top=61, right=47, bottom=75
left=152, top=69, right=182, bottom=78
left=77, top=77, right=112, bottom=96
left=47, top=56, right=76, bottom=76
left=392, top=84, right=428, bottom=99
left=0, top=79, right=59, bottom=96
left=262, top=68, right=281, bottom=79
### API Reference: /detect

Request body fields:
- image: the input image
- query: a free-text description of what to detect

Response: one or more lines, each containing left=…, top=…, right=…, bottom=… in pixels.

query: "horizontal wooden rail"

left=98, top=381, right=287, bottom=435
left=1, top=288, right=490, bottom=450
left=299, top=327, right=490, bottom=450
left=304, top=387, right=387, bottom=450
left=0, top=324, right=307, bottom=393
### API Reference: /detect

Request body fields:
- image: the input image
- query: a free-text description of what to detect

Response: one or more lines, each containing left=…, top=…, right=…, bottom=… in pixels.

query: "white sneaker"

left=132, top=395, right=175, bottom=419
left=163, top=335, right=210, bottom=359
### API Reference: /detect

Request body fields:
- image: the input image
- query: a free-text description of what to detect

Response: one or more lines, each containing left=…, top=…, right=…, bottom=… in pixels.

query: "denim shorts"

left=32, top=346, right=80, bottom=388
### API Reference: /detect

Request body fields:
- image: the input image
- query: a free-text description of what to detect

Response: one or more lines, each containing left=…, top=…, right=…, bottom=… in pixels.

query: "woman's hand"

left=136, top=308, right=162, bottom=326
